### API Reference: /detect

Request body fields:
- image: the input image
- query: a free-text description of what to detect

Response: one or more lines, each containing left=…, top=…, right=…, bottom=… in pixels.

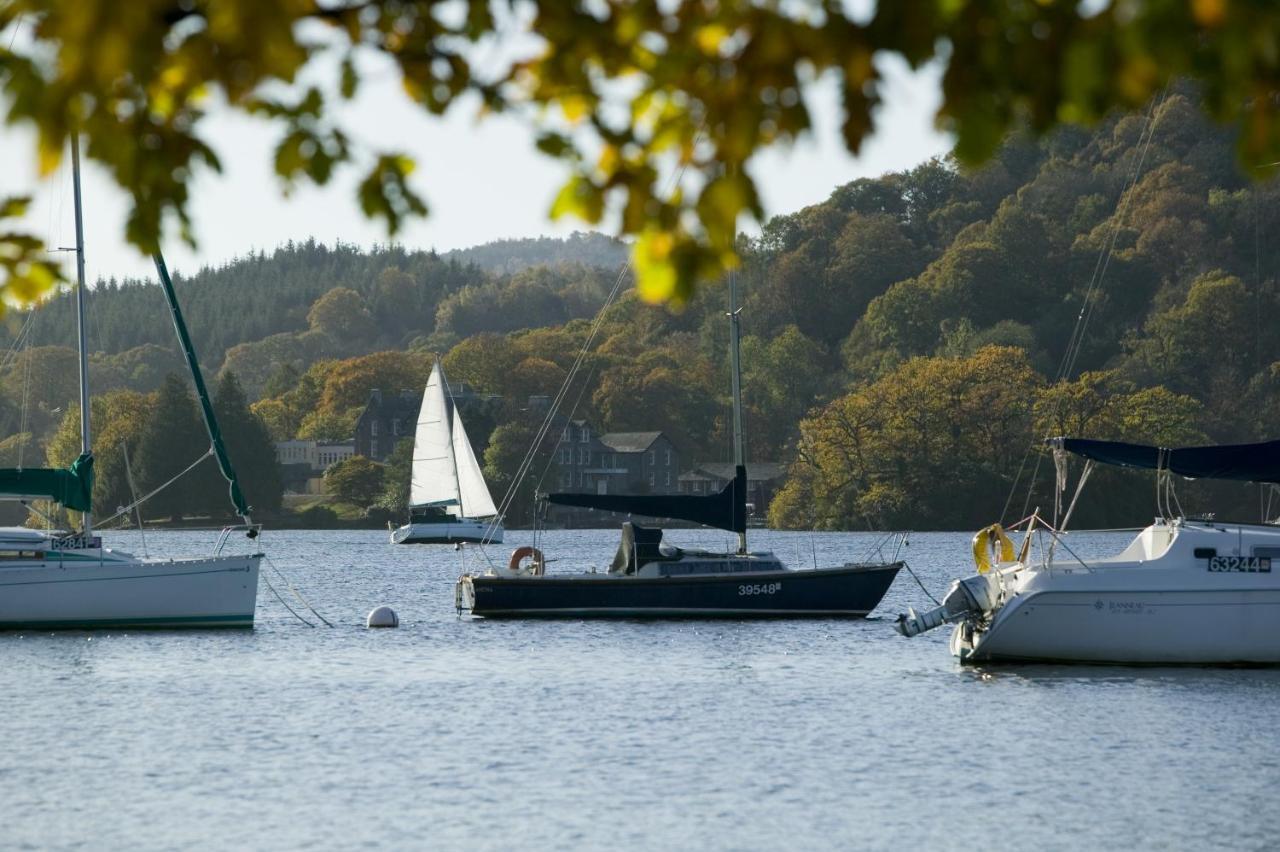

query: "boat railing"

left=214, top=524, right=262, bottom=556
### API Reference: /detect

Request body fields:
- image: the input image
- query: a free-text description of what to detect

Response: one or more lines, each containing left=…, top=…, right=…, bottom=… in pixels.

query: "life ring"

left=971, top=524, right=1015, bottom=574
left=508, top=546, right=545, bottom=576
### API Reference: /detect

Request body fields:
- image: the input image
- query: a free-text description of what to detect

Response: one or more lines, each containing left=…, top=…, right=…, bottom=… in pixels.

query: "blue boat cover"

left=1054, top=437, right=1280, bottom=483
left=547, top=465, right=747, bottom=533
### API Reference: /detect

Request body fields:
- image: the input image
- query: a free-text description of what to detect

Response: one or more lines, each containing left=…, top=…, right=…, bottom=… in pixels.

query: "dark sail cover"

left=547, top=465, right=747, bottom=533
left=1054, top=437, right=1280, bottom=483
left=0, top=452, right=95, bottom=512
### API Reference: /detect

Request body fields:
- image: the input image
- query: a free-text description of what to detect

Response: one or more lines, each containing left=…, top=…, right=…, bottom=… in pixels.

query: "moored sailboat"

left=454, top=270, right=901, bottom=618
left=390, top=361, right=504, bottom=544
left=0, top=135, right=262, bottom=629
left=896, top=437, right=1280, bottom=663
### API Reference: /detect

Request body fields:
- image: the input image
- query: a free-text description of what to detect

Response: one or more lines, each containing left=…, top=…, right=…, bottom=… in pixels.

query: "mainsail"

left=409, top=361, right=497, bottom=517
left=409, top=362, right=460, bottom=509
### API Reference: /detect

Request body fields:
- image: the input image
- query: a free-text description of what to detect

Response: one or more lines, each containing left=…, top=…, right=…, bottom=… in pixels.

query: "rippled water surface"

left=3, top=527, right=1278, bottom=850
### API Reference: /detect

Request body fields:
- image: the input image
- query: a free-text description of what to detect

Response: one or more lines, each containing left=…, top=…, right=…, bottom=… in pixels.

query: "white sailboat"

left=0, top=135, right=261, bottom=629
left=896, top=437, right=1280, bottom=663
left=390, top=361, right=503, bottom=544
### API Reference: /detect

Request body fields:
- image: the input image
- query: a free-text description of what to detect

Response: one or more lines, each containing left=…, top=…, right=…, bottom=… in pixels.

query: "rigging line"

left=482, top=247, right=632, bottom=541
left=18, top=324, right=32, bottom=468
left=5, top=12, right=23, bottom=50
left=93, top=448, right=214, bottom=528
left=265, top=554, right=334, bottom=628
left=482, top=133, right=706, bottom=543
left=261, top=572, right=315, bottom=628
left=0, top=306, right=37, bottom=374
left=1000, top=88, right=1170, bottom=523
left=1063, top=90, right=1169, bottom=381
left=901, top=562, right=940, bottom=607
left=121, top=440, right=148, bottom=557
left=533, top=349, right=603, bottom=494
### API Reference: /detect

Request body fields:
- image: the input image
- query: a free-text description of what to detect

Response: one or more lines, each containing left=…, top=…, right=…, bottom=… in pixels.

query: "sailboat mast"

left=443, top=363, right=465, bottom=517
left=69, top=134, right=93, bottom=535
left=728, top=267, right=746, bottom=554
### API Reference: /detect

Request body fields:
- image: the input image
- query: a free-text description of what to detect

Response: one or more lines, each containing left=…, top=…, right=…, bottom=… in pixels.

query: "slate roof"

left=598, top=431, right=664, bottom=453
left=684, top=462, right=787, bottom=482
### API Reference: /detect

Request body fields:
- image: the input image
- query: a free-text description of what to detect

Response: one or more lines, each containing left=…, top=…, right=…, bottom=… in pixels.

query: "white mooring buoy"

left=366, top=606, right=399, bottom=628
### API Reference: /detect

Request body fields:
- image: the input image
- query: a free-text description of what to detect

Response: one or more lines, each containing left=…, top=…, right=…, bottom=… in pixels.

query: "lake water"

left=2, top=527, right=1277, bottom=850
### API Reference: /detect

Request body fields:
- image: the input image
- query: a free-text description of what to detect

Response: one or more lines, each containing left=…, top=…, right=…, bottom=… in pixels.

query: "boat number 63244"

left=739, top=582, right=783, bottom=596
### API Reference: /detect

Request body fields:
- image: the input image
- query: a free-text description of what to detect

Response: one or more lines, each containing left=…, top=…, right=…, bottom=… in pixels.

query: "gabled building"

left=353, top=388, right=418, bottom=462
left=544, top=424, right=681, bottom=527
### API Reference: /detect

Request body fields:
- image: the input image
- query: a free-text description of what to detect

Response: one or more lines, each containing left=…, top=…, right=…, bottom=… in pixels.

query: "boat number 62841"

left=739, top=582, right=782, bottom=596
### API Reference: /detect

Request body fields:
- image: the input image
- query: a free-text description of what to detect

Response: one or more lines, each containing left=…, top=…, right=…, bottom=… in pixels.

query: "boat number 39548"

left=739, top=582, right=783, bottom=596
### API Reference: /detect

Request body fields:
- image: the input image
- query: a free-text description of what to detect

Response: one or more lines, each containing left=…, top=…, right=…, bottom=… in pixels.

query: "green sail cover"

left=153, top=253, right=251, bottom=521
left=0, top=452, right=95, bottom=512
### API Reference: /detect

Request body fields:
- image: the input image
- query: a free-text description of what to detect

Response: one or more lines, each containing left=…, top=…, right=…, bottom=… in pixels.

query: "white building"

left=275, top=440, right=356, bottom=494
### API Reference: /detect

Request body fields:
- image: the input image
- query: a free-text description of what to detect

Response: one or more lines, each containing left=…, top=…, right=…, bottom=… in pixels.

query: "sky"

left=3, top=49, right=951, bottom=285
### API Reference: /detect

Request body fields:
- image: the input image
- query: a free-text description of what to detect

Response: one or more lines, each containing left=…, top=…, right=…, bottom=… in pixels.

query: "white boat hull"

left=956, top=587, right=1280, bottom=664
left=0, top=553, right=261, bottom=629
left=391, top=518, right=503, bottom=544
left=950, top=521, right=1280, bottom=664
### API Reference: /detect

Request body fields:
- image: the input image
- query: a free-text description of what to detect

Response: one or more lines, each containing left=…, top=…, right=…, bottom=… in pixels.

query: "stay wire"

left=93, top=448, right=214, bottom=528
left=1001, top=87, right=1171, bottom=524
left=477, top=133, right=706, bottom=556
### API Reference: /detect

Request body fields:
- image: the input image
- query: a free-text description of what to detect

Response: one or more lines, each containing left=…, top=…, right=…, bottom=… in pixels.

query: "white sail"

left=451, top=406, right=498, bottom=518
left=409, top=362, right=460, bottom=509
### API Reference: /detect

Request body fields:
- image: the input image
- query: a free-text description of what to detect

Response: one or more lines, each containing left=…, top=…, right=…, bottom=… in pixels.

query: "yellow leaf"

left=634, top=230, right=677, bottom=302
left=561, top=94, right=591, bottom=124
left=38, top=140, right=62, bottom=177
left=1191, top=0, right=1227, bottom=27
left=695, top=24, right=730, bottom=56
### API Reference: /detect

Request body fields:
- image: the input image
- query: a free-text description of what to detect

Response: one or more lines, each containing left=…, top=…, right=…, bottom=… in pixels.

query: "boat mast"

left=69, top=134, right=93, bottom=536
left=443, top=362, right=465, bottom=517
left=728, top=266, right=746, bottom=554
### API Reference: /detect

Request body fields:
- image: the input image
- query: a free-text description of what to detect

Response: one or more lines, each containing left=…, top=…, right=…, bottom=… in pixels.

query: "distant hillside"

left=7, top=83, right=1280, bottom=529
left=440, top=231, right=628, bottom=272
left=3, top=230, right=628, bottom=374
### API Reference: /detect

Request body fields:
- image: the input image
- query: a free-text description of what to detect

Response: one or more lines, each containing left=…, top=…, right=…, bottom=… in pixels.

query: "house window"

left=648, top=472, right=655, bottom=486
left=579, top=448, right=590, bottom=465
left=370, top=440, right=378, bottom=458
left=649, top=449, right=656, bottom=465
left=562, top=427, right=570, bottom=442
left=580, top=427, right=589, bottom=443
left=392, top=419, right=401, bottom=436
left=561, top=472, right=571, bottom=488
left=665, top=449, right=671, bottom=466
left=665, top=471, right=671, bottom=486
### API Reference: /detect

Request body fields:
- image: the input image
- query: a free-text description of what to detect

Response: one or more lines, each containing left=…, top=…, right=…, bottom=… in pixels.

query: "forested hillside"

left=6, top=86, right=1279, bottom=529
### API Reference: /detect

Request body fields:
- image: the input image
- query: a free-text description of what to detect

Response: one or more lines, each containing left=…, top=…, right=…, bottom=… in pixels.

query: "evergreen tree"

left=213, top=371, right=284, bottom=516
left=134, top=374, right=210, bottom=521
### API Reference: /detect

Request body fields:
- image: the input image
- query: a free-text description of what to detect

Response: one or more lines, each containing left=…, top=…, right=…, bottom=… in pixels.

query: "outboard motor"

left=896, top=571, right=1005, bottom=637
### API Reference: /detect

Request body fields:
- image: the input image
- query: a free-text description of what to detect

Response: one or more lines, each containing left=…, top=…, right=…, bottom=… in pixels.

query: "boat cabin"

left=611, top=523, right=783, bottom=577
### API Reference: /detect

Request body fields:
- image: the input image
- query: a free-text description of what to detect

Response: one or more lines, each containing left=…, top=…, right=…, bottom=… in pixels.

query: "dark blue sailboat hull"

left=466, top=562, right=901, bottom=618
